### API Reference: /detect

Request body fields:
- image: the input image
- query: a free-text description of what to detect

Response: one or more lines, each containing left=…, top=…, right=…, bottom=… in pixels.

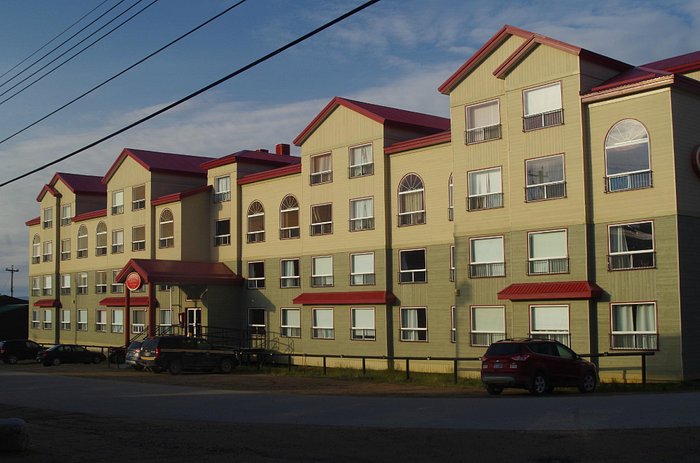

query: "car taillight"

left=155, top=347, right=160, bottom=358
left=512, top=354, right=531, bottom=361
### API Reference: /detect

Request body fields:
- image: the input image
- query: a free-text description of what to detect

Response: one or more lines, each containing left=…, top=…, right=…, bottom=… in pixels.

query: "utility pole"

left=5, top=265, right=19, bottom=298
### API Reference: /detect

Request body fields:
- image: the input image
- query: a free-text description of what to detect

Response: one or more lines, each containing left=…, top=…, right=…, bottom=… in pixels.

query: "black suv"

left=481, top=338, right=597, bottom=395
left=0, top=339, right=43, bottom=364
left=139, top=336, right=239, bottom=375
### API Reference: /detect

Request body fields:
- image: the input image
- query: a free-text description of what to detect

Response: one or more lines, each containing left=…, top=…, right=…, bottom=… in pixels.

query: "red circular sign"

left=125, top=272, right=142, bottom=291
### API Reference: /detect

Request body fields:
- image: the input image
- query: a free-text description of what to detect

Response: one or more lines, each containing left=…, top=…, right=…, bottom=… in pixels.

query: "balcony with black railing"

left=465, top=124, right=502, bottom=144
left=605, top=170, right=652, bottom=193
left=523, top=108, right=563, bottom=131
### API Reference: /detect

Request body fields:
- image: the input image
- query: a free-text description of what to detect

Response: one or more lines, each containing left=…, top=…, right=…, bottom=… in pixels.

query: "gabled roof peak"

left=102, top=148, right=214, bottom=185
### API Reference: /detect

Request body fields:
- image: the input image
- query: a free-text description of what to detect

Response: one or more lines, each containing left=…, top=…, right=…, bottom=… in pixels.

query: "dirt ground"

left=2, top=362, right=700, bottom=462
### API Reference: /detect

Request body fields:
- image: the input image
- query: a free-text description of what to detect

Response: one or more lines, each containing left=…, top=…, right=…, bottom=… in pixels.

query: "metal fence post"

left=641, top=353, right=647, bottom=386
left=323, top=355, right=327, bottom=375
left=362, top=357, right=366, bottom=376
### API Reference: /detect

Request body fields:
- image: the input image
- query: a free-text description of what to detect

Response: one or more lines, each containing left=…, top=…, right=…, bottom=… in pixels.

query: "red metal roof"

left=33, top=299, right=61, bottom=308
left=293, top=97, right=450, bottom=146
left=151, top=185, right=212, bottom=206
left=292, top=291, right=396, bottom=305
left=201, top=149, right=301, bottom=170
left=497, top=281, right=603, bottom=301
left=115, top=259, right=243, bottom=285
left=35, top=183, right=61, bottom=202
left=25, top=217, right=40, bottom=226
left=73, top=209, right=107, bottom=223
left=384, top=130, right=451, bottom=155
left=99, top=297, right=150, bottom=307
left=237, top=163, right=302, bottom=185
left=52, top=173, right=105, bottom=194
left=102, top=148, right=214, bottom=184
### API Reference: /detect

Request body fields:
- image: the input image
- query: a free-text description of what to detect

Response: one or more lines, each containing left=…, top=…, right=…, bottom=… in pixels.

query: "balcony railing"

left=523, top=108, right=563, bottom=131
left=213, top=191, right=230, bottom=203
left=526, top=181, right=566, bottom=201
left=465, top=124, right=501, bottom=144
left=528, top=257, right=569, bottom=274
left=608, top=252, right=655, bottom=270
left=468, top=193, right=503, bottom=211
left=606, top=170, right=652, bottom=193
left=469, top=262, right=505, bottom=278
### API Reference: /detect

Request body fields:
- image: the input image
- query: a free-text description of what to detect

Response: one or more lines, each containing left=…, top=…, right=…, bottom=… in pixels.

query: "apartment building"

left=27, top=25, right=700, bottom=381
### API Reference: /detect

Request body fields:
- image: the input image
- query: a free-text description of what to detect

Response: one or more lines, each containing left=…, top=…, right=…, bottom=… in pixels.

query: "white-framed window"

left=248, top=308, right=266, bottom=335
left=77, top=272, right=88, bottom=295
left=351, top=252, right=375, bottom=286
left=349, top=197, right=374, bottom=231
left=60, top=274, right=71, bottom=295
left=469, top=236, right=505, bottom=278
left=42, top=240, right=52, bottom=262
left=95, top=310, right=107, bottom=332
left=605, top=119, right=651, bottom=192
left=43, top=207, right=53, bottom=229
left=111, top=190, right=124, bottom=215
left=111, top=229, right=124, bottom=254
left=77, top=309, right=88, bottom=331
left=400, top=307, right=427, bottom=341
left=214, top=219, right=231, bottom=246
left=471, top=306, right=506, bottom=346
left=247, top=261, right=265, bottom=289
left=61, top=309, right=71, bottom=330
left=449, top=245, right=455, bottom=282
left=111, top=270, right=124, bottom=294
left=398, top=173, right=425, bottom=226
left=281, top=308, right=301, bottom=338
left=523, top=82, right=563, bottom=130
left=214, top=176, right=231, bottom=203
left=42, top=275, right=52, bottom=296
left=279, top=195, right=300, bottom=239
left=159, top=210, right=174, bottom=248
left=132, top=184, right=146, bottom=210
left=43, top=309, right=52, bottom=330
left=95, top=222, right=106, bottom=256
left=466, top=99, right=501, bottom=144
left=530, top=305, right=570, bottom=346
left=132, top=309, right=146, bottom=334
left=312, top=308, right=334, bottom=339
left=311, top=256, right=333, bottom=287
left=450, top=306, right=456, bottom=343
left=158, top=309, right=173, bottom=334
left=349, top=144, right=373, bottom=178
left=60, top=238, right=71, bottom=261
left=32, top=235, right=41, bottom=264
left=311, top=203, right=332, bottom=236
left=611, top=302, right=658, bottom=350
left=280, top=259, right=300, bottom=288
left=399, top=249, right=426, bottom=283
left=132, top=225, right=146, bottom=251
left=247, top=201, right=265, bottom=243
left=448, top=174, right=454, bottom=221
left=526, top=154, right=565, bottom=201
left=351, top=308, right=375, bottom=340
left=95, top=271, right=107, bottom=294
left=111, top=309, right=124, bottom=333
left=310, top=153, right=332, bottom=185
left=528, top=229, right=568, bottom=274
left=608, top=221, right=655, bottom=270
left=468, top=167, right=503, bottom=211
left=31, top=276, right=41, bottom=296
left=61, top=203, right=72, bottom=226
left=31, top=310, right=40, bottom=329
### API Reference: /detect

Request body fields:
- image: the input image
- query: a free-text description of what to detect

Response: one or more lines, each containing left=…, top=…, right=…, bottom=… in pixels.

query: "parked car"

left=38, top=344, right=106, bottom=366
left=124, top=341, right=143, bottom=370
left=0, top=339, right=43, bottom=364
left=139, top=335, right=239, bottom=375
left=480, top=338, right=597, bottom=395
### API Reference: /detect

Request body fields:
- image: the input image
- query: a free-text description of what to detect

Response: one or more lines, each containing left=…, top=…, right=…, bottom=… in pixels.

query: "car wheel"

left=486, top=385, right=503, bottom=395
left=529, top=373, right=548, bottom=395
left=51, top=358, right=61, bottom=367
left=579, top=371, right=597, bottom=393
left=218, top=358, right=234, bottom=374
left=7, top=355, right=18, bottom=365
left=92, top=355, right=102, bottom=364
left=168, top=360, right=183, bottom=375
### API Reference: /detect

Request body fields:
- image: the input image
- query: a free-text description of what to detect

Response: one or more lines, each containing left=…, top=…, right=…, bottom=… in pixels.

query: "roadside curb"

left=0, top=418, right=28, bottom=452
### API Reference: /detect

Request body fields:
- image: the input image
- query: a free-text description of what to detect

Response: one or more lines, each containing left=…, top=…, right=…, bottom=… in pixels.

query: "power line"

left=0, top=0, right=247, bottom=146
left=0, top=0, right=128, bottom=90
left=0, top=0, right=112, bottom=81
left=0, top=0, right=381, bottom=189
left=0, top=0, right=158, bottom=104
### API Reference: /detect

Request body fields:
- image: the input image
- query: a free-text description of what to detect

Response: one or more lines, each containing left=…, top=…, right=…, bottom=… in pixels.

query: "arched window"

left=31, top=235, right=41, bottom=264
left=159, top=210, right=174, bottom=248
left=279, top=195, right=300, bottom=239
left=75, top=225, right=88, bottom=258
left=247, top=201, right=265, bottom=243
left=448, top=174, right=454, bottom=221
left=398, top=173, right=425, bottom=226
left=605, top=119, right=651, bottom=192
left=94, top=222, right=106, bottom=256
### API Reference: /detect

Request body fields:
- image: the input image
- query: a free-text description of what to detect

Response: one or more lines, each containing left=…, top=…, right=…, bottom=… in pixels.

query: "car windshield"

left=486, top=343, right=523, bottom=356
left=128, top=342, right=142, bottom=350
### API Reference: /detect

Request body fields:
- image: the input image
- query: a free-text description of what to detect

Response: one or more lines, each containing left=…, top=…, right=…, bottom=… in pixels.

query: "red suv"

left=481, top=338, right=597, bottom=395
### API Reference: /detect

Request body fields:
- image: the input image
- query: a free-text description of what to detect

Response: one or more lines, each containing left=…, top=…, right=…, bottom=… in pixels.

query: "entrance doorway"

left=186, top=308, right=202, bottom=337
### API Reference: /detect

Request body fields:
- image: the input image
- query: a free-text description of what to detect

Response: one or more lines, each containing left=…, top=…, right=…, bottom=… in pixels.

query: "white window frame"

left=94, top=223, right=106, bottom=257
left=247, top=201, right=265, bottom=243
left=312, top=308, right=334, bottom=339
left=214, top=176, right=231, bottom=203
left=43, top=309, right=52, bottom=330
left=111, top=309, right=124, bottom=333
left=399, top=249, right=427, bottom=283
left=398, top=174, right=425, bottom=226
left=111, top=229, right=124, bottom=254
left=611, top=302, right=658, bottom=350
left=32, top=235, right=41, bottom=264
left=132, top=225, right=146, bottom=252
left=468, top=167, right=503, bottom=211
left=311, top=256, right=333, bottom=287
left=470, top=306, right=506, bottom=346
left=42, top=240, right=52, bottom=262
left=351, top=252, right=375, bottom=286
left=279, top=195, right=300, bottom=239
left=528, top=229, right=569, bottom=275
left=530, top=305, right=570, bottom=346
left=31, top=276, right=41, bottom=296
left=310, top=153, right=332, bottom=185
left=448, top=174, right=454, bottom=221
left=280, top=259, right=300, bottom=288
left=451, top=306, right=456, bottom=343
left=77, top=309, right=88, bottom=331
left=60, top=274, right=71, bottom=295
left=310, top=203, right=332, bottom=236
left=132, top=184, right=146, bottom=210
left=400, top=307, right=428, bottom=342
left=608, top=221, right=655, bottom=270
left=95, top=309, right=107, bottom=332
left=111, top=190, right=124, bottom=215
left=525, top=154, right=566, bottom=201
left=449, top=245, right=455, bottom=282
left=523, top=81, right=563, bottom=130
left=605, top=119, right=651, bottom=192
left=61, top=203, right=72, bottom=226
left=95, top=271, right=107, bottom=294
left=247, top=261, right=265, bottom=289
left=43, top=207, right=53, bottom=229
left=42, top=275, right=52, bottom=296
left=111, top=270, right=124, bottom=294
left=351, top=307, right=376, bottom=340
left=132, top=309, right=146, bottom=334
left=159, top=210, right=174, bottom=248
left=349, top=197, right=374, bottom=231
left=60, top=238, right=71, bottom=261
left=31, top=310, right=40, bottom=329
left=469, top=236, right=505, bottom=278
left=77, top=272, right=88, bottom=295
left=465, top=99, right=501, bottom=144
left=349, top=143, right=374, bottom=178
left=61, top=309, right=71, bottom=330
left=281, top=308, right=301, bottom=338
left=214, top=219, right=231, bottom=246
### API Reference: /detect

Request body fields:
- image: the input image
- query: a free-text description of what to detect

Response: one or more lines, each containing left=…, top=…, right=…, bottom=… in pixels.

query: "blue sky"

left=1, top=0, right=698, bottom=297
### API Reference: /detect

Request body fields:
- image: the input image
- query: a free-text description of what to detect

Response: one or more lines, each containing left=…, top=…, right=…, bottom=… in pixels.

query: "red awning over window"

left=99, top=297, right=151, bottom=307
left=497, top=281, right=603, bottom=301
left=293, top=291, right=396, bottom=305
left=33, top=299, right=61, bottom=308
